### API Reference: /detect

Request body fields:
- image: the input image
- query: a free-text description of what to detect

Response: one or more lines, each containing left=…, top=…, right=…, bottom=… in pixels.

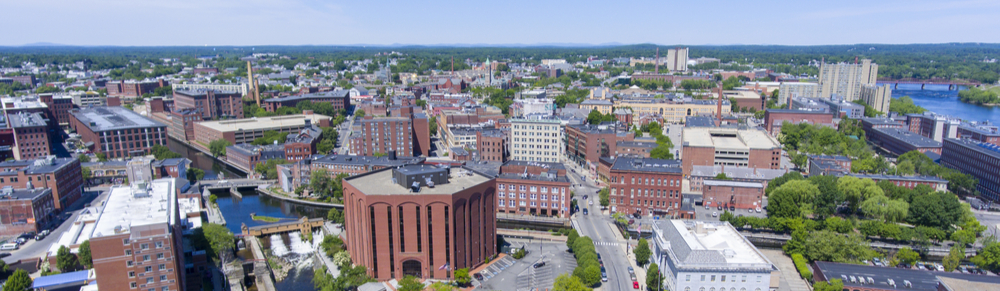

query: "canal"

left=169, top=138, right=331, bottom=290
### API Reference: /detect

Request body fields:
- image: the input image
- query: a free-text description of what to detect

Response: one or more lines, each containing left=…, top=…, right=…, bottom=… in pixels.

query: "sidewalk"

left=611, top=221, right=647, bottom=289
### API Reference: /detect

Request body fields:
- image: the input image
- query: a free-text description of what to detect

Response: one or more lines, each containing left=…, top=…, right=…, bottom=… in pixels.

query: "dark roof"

left=312, top=154, right=424, bottom=167
left=152, top=158, right=187, bottom=167
left=813, top=261, right=1000, bottom=290
left=873, top=128, right=942, bottom=148
left=0, top=157, right=77, bottom=176
left=766, top=109, right=831, bottom=114
left=503, top=160, right=566, bottom=170
left=847, top=173, right=948, bottom=183
left=808, top=155, right=852, bottom=162
left=568, top=123, right=618, bottom=134
left=450, top=147, right=469, bottom=155
left=0, top=187, right=51, bottom=201
left=263, top=90, right=350, bottom=103
left=617, top=141, right=657, bottom=148
left=611, top=157, right=682, bottom=174
left=685, top=116, right=717, bottom=128
left=945, top=138, right=1000, bottom=159
left=463, top=161, right=502, bottom=177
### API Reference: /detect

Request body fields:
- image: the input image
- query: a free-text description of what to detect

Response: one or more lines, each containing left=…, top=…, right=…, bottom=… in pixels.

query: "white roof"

left=92, top=179, right=177, bottom=238
left=669, top=220, right=770, bottom=265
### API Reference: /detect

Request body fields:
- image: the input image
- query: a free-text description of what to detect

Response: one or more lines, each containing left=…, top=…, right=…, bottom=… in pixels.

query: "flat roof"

left=93, top=179, right=177, bottom=238
left=70, top=106, right=165, bottom=132
left=682, top=127, right=781, bottom=150
left=345, top=166, right=492, bottom=196
left=654, top=220, right=772, bottom=270
left=312, top=154, right=424, bottom=166
left=0, top=187, right=51, bottom=201
left=264, top=90, right=350, bottom=103
left=814, top=261, right=1000, bottom=290
left=690, top=165, right=790, bottom=180
left=703, top=180, right=763, bottom=188
left=946, top=138, right=1000, bottom=159
left=617, top=141, right=657, bottom=148
left=7, top=112, right=47, bottom=128
left=196, top=113, right=331, bottom=133
left=611, top=157, right=682, bottom=174
left=873, top=128, right=942, bottom=148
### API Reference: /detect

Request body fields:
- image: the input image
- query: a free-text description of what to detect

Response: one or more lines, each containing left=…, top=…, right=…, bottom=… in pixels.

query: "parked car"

left=628, top=266, right=634, bottom=275
left=583, top=209, right=589, bottom=215
left=533, top=262, right=546, bottom=268
left=633, top=281, right=640, bottom=289
left=712, top=212, right=718, bottom=217
left=473, top=273, right=484, bottom=281
left=34, top=233, right=46, bottom=240
left=601, top=271, right=608, bottom=282
left=0, top=252, right=10, bottom=258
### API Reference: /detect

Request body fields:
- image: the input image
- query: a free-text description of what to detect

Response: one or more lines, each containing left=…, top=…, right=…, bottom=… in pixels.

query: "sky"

left=3, top=0, right=1000, bottom=46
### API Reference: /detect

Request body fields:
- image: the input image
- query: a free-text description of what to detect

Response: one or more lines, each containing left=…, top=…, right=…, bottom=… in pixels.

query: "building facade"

left=652, top=220, right=777, bottom=291
left=763, top=109, right=835, bottom=134
left=941, top=138, right=1000, bottom=201
left=0, top=188, right=55, bottom=237
left=476, top=129, right=507, bottom=162
left=681, top=127, right=782, bottom=175
left=702, top=180, right=765, bottom=211
left=69, top=107, right=168, bottom=160
left=495, top=161, right=570, bottom=218
left=9, top=112, right=50, bottom=160
left=608, top=157, right=686, bottom=217
left=510, top=118, right=564, bottom=163
left=565, top=123, right=633, bottom=166
left=817, top=59, right=878, bottom=101
left=192, top=113, right=331, bottom=146
left=868, top=127, right=942, bottom=156
left=105, top=79, right=169, bottom=98
left=352, top=117, right=414, bottom=157
left=172, top=89, right=244, bottom=120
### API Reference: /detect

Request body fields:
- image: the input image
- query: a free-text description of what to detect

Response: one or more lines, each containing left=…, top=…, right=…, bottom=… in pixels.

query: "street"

left=4, top=187, right=111, bottom=265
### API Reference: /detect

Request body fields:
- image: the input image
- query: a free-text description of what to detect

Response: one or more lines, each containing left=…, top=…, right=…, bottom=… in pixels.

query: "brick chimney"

left=716, top=84, right=723, bottom=126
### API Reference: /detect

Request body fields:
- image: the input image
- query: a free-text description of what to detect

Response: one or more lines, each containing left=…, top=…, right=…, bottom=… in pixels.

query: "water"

left=167, top=138, right=244, bottom=180
left=878, top=83, right=1000, bottom=124
left=261, top=230, right=325, bottom=290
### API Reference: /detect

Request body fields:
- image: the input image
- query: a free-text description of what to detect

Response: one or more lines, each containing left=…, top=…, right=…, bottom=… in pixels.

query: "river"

left=878, top=83, right=1000, bottom=124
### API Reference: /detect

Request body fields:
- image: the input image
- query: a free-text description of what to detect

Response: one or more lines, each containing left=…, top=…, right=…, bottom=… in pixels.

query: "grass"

left=251, top=215, right=281, bottom=223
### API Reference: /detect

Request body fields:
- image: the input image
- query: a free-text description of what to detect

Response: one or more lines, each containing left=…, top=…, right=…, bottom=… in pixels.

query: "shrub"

left=792, top=253, right=812, bottom=282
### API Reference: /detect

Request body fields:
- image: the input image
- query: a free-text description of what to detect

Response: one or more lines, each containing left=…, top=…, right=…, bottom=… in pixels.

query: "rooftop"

left=703, top=180, right=763, bottom=188
left=947, top=138, right=1000, bottom=158
left=93, top=178, right=177, bottom=238
left=345, top=166, right=492, bottom=195
left=873, top=128, right=943, bottom=148
left=654, top=220, right=773, bottom=270
left=196, top=113, right=331, bottom=132
left=617, top=140, right=657, bottom=148
left=0, top=156, right=78, bottom=176
left=689, top=165, right=790, bottom=180
left=7, top=112, right=47, bottom=128
left=611, top=157, right=682, bottom=174
left=312, top=154, right=424, bottom=166
left=814, top=261, right=1000, bottom=291
left=683, top=127, right=781, bottom=150
left=0, top=187, right=51, bottom=201
left=70, top=106, right=165, bottom=132
left=264, top=90, right=350, bottom=103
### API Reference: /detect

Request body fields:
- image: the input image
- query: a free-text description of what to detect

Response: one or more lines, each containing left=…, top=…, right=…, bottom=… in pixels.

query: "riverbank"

left=168, top=136, right=251, bottom=176
left=257, top=187, right=343, bottom=208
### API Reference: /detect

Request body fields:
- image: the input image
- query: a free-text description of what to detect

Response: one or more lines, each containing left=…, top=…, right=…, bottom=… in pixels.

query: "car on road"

left=589, top=200, right=593, bottom=206
left=34, top=232, right=46, bottom=240
left=473, top=273, right=484, bottom=281
left=633, top=281, right=640, bottom=289
left=583, top=195, right=588, bottom=200
left=712, top=212, right=718, bottom=217
left=0, top=252, right=10, bottom=258
left=0, top=243, right=18, bottom=251
left=582, top=208, right=589, bottom=215
left=628, top=266, right=634, bottom=275
left=533, top=262, right=546, bottom=268
left=601, top=271, right=608, bottom=282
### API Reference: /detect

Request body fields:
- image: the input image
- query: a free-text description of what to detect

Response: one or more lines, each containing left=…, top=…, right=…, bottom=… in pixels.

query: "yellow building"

left=615, top=98, right=730, bottom=123
left=581, top=99, right=614, bottom=114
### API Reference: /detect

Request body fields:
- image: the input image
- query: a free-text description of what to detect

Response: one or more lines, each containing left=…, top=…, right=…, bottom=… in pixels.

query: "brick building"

left=565, top=123, right=634, bottom=166
left=172, top=89, right=243, bottom=120
left=956, top=124, right=1000, bottom=146
left=496, top=161, right=570, bottom=218
left=688, top=165, right=790, bottom=193
left=860, top=117, right=905, bottom=138
left=69, top=107, right=168, bottom=159
left=284, top=126, right=322, bottom=162
left=261, top=90, right=351, bottom=113
left=807, top=155, right=853, bottom=176
left=9, top=112, right=50, bottom=160
left=38, top=93, right=74, bottom=126
left=615, top=140, right=657, bottom=158
left=192, top=113, right=330, bottom=146
left=105, top=79, right=169, bottom=97
left=276, top=153, right=424, bottom=193
left=702, top=180, right=765, bottom=211
left=225, top=144, right=285, bottom=172
left=681, top=127, right=782, bottom=175
left=607, top=157, right=687, bottom=218
left=847, top=174, right=948, bottom=192
left=351, top=117, right=414, bottom=157
left=763, top=109, right=835, bottom=134
left=167, top=108, right=203, bottom=141
left=906, top=113, right=960, bottom=143
left=343, top=165, right=497, bottom=280
left=0, top=187, right=55, bottom=237
left=868, top=127, right=942, bottom=156
left=0, top=156, right=83, bottom=211
left=476, top=129, right=507, bottom=162
left=941, top=138, right=1000, bottom=201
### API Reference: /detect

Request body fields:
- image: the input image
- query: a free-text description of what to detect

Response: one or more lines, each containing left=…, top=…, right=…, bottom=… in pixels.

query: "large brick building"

left=69, top=107, right=168, bottom=159
left=343, top=165, right=497, bottom=280
left=956, top=124, right=1000, bottom=146
left=0, top=187, right=56, bottom=236
left=941, top=138, right=1000, bottom=201
left=868, top=127, right=942, bottom=156
left=105, top=79, right=169, bottom=97
left=262, top=90, right=351, bottom=113
left=496, top=161, right=570, bottom=218
left=276, top=153, right=424, bottom=193
left=172, top=89, right=243, bottom=120
left=607, top=157, right=687, bottom=218
left=476, top=129, right=507, bottom=162
left=0, top=156, right=84, bottom=210
left=192, top=113, right=330, bottom=146
left=763, top=109, right=835, bottom=134
left=681, top=127, right=782, bottom=175
left=565, top=123, right=634, bottom=166
left=8, top=112, right=51, bottom=160
left=351, top=117, right=414, bottom=157
left=860, top=117, right=905, bottom=138
left=702, top=180, right=765, bottom=211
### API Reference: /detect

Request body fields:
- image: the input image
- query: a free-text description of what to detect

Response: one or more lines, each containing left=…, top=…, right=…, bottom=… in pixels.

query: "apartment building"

left=69, top=107, right=168, bottom=160
left=941, top=138, right=1000, bottom=201
left=817, top=59, right=878, bottom=101
left=495, top=161, right=570, bottom=218
left=510, top=118, right=564, bottom=163
left=607, top=157, right=686, bottom=217
left=8, top=112, right=50, bottom=160
left=172, top=89, right=243, bottom=120
left=351, top=117, right=413, bottom=157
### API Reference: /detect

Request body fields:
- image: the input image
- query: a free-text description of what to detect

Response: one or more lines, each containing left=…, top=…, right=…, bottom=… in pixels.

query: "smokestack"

left=248, top=61, right=260, bottom=106
left=655, top=47, right=659, bottom=75
left=716, top=83, right=723, bottom=126
left=451, top=56, right=454, bottom=75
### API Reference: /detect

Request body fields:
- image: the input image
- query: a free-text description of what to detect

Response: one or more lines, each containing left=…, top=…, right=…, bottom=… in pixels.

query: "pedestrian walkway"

left=760, top=249, right=810, bottom=291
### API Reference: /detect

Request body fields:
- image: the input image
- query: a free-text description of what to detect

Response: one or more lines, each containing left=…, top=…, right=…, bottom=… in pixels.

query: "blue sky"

left=3, top=0, right=999, bottom=46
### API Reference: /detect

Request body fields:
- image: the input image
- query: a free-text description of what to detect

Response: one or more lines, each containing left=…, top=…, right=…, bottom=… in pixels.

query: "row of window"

left=498, top=192, right=563, bottom=201
left=611, top=188, right=680, bottom=198
left=499, top=199, right=563, bottom=208
left=497, top=184, right=567, bottom=194
left=612, top=176, right=680, bottom=186
left=686, top=274, right=762, bottom=283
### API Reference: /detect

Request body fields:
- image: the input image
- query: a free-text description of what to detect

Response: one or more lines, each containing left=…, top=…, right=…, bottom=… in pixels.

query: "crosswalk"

left=593, top=241, right=623, bottom=246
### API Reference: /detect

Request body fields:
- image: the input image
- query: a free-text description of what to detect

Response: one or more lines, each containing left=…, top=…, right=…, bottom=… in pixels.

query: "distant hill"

left=20, top=42, right=73, bottom=47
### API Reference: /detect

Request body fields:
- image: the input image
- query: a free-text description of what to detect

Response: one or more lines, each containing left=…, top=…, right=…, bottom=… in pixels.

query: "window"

left=129, top=271, right=135, bottom=278
left=146, top=266, right=152, bottom=272
left=711, top=275, right=716, bottom=282
left=143, top=255, right=150, bottom=261
left=756, top=276, right=762, bottom=283
left=157, top=253, right=164, bottom=259
left=141, top=243, right=149, bottom=250
left=160, top=275, right=167, bottom=282
left=686, top=275, right=691, bottom=282
left=126, top=250, right=132, bottom=256
left=721, top=275, right=726, bottom=282
left=130, top=282, right=137, bottom=289
left=147, top=278, right=154, bottom=284
left=155, top=241, right=163, bottom=248
left=159, top=264, right=166, bottom=270
left=123, top=239, right=130, bottom=245
left=162, top=287, right=169, bottom=291
left=127, top=261, right=134, bottom=267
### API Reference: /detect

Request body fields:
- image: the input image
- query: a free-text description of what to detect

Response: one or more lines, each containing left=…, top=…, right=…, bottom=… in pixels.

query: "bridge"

left=198, top=179, right=276, bottom=198
left=877, top=78, right=981, bottom=90
left=241, top=216, right=325, bottom=237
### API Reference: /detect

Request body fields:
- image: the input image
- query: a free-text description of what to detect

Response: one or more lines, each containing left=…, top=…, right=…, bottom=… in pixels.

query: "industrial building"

left=69, top=107, right=168, bottom=160
left=681, top=127, right=782, bottom=175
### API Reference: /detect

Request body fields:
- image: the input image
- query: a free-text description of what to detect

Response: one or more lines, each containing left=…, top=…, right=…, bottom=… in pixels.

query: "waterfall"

left=269, top=234, right=289, bottom=257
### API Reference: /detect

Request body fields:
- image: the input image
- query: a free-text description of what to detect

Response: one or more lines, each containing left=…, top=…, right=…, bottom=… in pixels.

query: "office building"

left=172, top=83, right=251, bottom=96
left=105, top=79, right=169, bottom=98
left=192, top=113, right=330, bottom=146
left=565, top=123, right=633, bottom=166
left=0, top=187, right=55, bottom=236
left=957, top=124, right=1000, bottom=146
left=906, top=113, right=961, bottom=143
left=868, top=127, right=942, bottom=156
left=476, top=129, right=507, bottom=162
left=262, top=90, right=351, bottom=113
left=172, top=89, right=243, bottom=120
left=276, top=153, right=424, bottom=193
left=702, top=180, right=764, bottom=211
left=342, top=165, right=497, bottom=280
left=0, top=156, right=84, bottom=210
left=66, top=91, right=105, bottom=108
left=665, top=47, right=689, bottom=72
left=351, top=117, right=414, bottom=157
left=8, top=112, right=51, bottom=159
left=225, top=143, right=285, bottom=172
left=777, top=82, right=819, bottom=105
left=69, top=107, right=168, bottom=160
left=496, top=161, right=570, bottom=218
left=510, top=118, right=564, bottom=163
left=941, top=138, right=1000, bottom=201
left=608, top=157, right=686, bottom=217
left=509, top=98, right=555, bottom=118
left=763, top=109, right=835, bottom=134
left=681, top=127, right=782, bottom=175
left=651, top=220, right=777, bottom=291
left=817, top=59, right=878, bottom=102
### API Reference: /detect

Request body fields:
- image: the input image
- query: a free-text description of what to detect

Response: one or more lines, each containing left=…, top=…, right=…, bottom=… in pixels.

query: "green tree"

left=599, top=187, right=610, bottom=207
left=646, top=263, right=663, bottom=291
left=971, top=240, right=1000, bottom=272
left=398, top=276, right=424, bottom=291
left=576, top=265, right=601, bottom=287
left=894, top=247, right=920, bottom=266
left=454, top=268, right=471, bottom=286
left=327, top=207, right=344, bottom=223
left=813, top=279, right=844, bottom=291
left=95, top=153, right=107, bottom=162
left=553, top=273, right=592, bottom=291
left=567, top=229, right=579, bottom=251
left=78, top=240, right=93, bottom=268
left=203, top=223, right=235, bottom=260
left=943, top=244, right=965, bottom=272
left=713, top=173, right=732, bottom=180
left=908, top=191, right=964, bottom=231
left=783, top=228, right=808, bottom=255
left=859, top=194, right=909, bottom=222
left=151, top=144, right=181, bottom=160
left=429, top=116, right=439, bottom=136
left=56, top=245, right=78, bottom=272
left=81, top=167, right=92, bottom=181
left=186, top=168, right=205, bottom=183
left=824, top=217, right=854, bottom=234
left=838, top=176, right=884, bottom=213
left=35, top=85, right=59, bottom=94
left=310, top=169, right=333, bottom=197
left=768, top=180, right=820, bottom=218
left=3, top=269, right=32, bottom=291
left=355, top=109, right=366, bottom=118
left=635, top=238, right=651, bottom=266
left=78, top=154, right=90, bottom=163
left=889, top=96, right=927, bottom=115
left=209, top=139, right=231, bottom=157
left=801, top=230, right=876, bottom=263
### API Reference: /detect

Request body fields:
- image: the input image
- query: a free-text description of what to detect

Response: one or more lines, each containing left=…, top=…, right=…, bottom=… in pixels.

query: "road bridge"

left=877, top=78, right=981, bottom=90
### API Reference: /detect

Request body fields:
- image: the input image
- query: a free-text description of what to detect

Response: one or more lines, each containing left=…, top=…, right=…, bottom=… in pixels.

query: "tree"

left=429, top=116, right=439, bottom=136
left=327, top=208, right=344, bottom=223
left=813, top=279, right=844, bottom=291
left=209, top=139, right=231, bottom=157
left=859, top=194, right=909, bottom=222
left=398, top=276, right=424, bottom=291
left=333, top=251, right=351, bottom=266
left=355, top=109, right=366, bottom=118
left=151, top=144, right=181, bottom=160
left=95, top=153, right=107, bottom=162
left=943, top=244, right=965, bottom=272
left=908, top=191, right=964, bottom=231
left=203, top=223, right=235, bottom=260
left=599, top=187, right=610, bottom=207
left=567, top=229, right=579, bottom=251
left=576, top=265, right=601, bottom=287
left=56, top=245, right=78, bottom=272
left=766, top=172, right=804, bottom=193
left=713, top=173, right=732, bottom=180
left=78, top=154, right=90, bottom=163
left=809, top=175, right=842, bottom=217
left=310, top=169, right=333, bottom=197
left=824, top=217, right=853, bottom=233
left=634, top=238, right=651, bottom=266
left=3, top=269, right=31, bottom=291
left=889, top=96, right=927, bottom=115
left=79, top=240, right=93, bottom=268
left=895, top=247, right=920, bottom=266
left=553, top=273, right=592, bottom=291
left=801, top=230, right=875, bottom=263
left=646, top=263, right=663, bottom=291
left=187, top=168, right=205, bottom=183
left=35, top=85, right=59, bottom=94
left=838, top=176, right=884, bottom=213
left=81, top=167, right=92, bottom=181
left=454, top=268, right=471, bottom=286
left=768, top=180, right=820, bottom=218
left=972, top=240, right=1000, bottom=272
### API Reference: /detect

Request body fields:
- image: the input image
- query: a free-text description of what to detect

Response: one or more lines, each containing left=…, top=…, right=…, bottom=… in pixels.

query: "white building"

left=510, top=118, right=564, bottom=163
left=651, top=220, right=778, bottom=291
left=666, top=48, right=689, bottom=72
left=510, top=98, right=556, bottom=118
left=817, top=59, right=878, bottom=102
left=63, top=91, right=105, bottom=107
left=172, top=83, right=251, bottom=96
left=777, top=82, right=819, bottom=105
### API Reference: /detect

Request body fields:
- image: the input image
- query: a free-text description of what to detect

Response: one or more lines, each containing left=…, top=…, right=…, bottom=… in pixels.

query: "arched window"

left=685, top=288, right=691, bottom=291
left=401, top=260, right=422, bottom=278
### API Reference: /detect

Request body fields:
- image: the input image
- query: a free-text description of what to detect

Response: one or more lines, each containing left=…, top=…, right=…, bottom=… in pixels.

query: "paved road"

left=336, top=115, right=355, bottom=154
left=565, top=162, right=635, bottom=290
left=4, top=187, right=110, bottom=264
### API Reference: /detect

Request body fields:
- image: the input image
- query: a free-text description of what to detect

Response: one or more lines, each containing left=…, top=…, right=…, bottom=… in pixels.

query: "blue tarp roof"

left=32, top=270, right=89, bottom=288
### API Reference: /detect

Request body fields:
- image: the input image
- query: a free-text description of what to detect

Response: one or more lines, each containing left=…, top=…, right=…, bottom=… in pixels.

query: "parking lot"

left=477, top=239, right=577, bottom=291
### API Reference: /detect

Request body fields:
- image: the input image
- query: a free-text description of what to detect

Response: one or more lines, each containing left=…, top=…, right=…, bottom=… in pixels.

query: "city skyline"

left=3, top=0, right=1000, bottom=46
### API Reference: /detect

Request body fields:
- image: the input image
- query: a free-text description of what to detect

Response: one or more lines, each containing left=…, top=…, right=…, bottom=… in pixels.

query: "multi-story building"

left=261, top=90, right=351, bottom=113
left=0, top=187, right=55, bottom=236
left=476, top=129, right=507, bottom=162
left=819, top=98, right=865, bottom=119
left=495, top=161, right=570, bottom=218
left=681, top=127, right=782, bottom=175
left=276, top=153, right=424, bottom=193
left=579, top=99, right=613, bottom=115
left=615, top=141, right=657, bottom=158
left=859, top=84, right=892, bottom=113
left=868, top=127, right=942, bottom=156
left=105, top=79, right=169, bottom=98
left=723, top=90, right=763, bottom=111
left=165, top=108, right=203, bottom=141
left=66, top=91, right=105, bottom=108
left=342, top=165, right=497, bottom=280
left=777, top=82, right=819, bottom=105
left=412, top=113, right=432, bottom=157
left=665, top=47, right=689, bottom=72
left=607, top=157, right=686, bottom=217
left=284, top=125, right=322, bottom=161
left=443, top=127, right=479, bottom=150
left=688, top=165, right=790, bottom=193
left=225, top=143, right=285, bottom=172
left=509, top=98, right=555, bottom=118
left=87, top=179, right=187, bottom=291
left=69, top=107, right=168, bottom=160
left=565, top=123, right=633, bottom=166
left=957, top=124, right=1000, bottom=146
left=906, top=113, right=961, bottom=143
left=172, top=89, right=243, bottom=120
left=192, top=113, right=330, bottom=146
left=860, top=117, right=905, bottom=138
left=807, top=155, right=852, bottom=176
left=510, top=118, right=564, bottom=163
left=812, top=261, right=1000, bottom=291
left=941, top=138, right=1000, bottom=200
left=847, top=173, right=948, bottom=192
left=702, top=180, right=765, bottom=211
left=38, top=93, right=74, bottom=126
left=351, top=117, right=413, bottom=157
left=615, top=99, right=730, bottom=124
left=763, top=109, right=835, bottom=134
left=651, top=220, right=778, bottom=291
left=0, top=156, right=83, bottom=211
left=9, top=112, right=50, bottom=160
left=817, top=59, right=878, bottom=102
left=171, top=83, right=251, bottom=96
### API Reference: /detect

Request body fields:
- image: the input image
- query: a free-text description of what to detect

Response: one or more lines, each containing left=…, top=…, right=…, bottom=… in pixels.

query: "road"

left=4, top=187, right=111, bottom=264
left=565, top=162, right=635, bottom=290
left=336, top=114, right=355, bottom=154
